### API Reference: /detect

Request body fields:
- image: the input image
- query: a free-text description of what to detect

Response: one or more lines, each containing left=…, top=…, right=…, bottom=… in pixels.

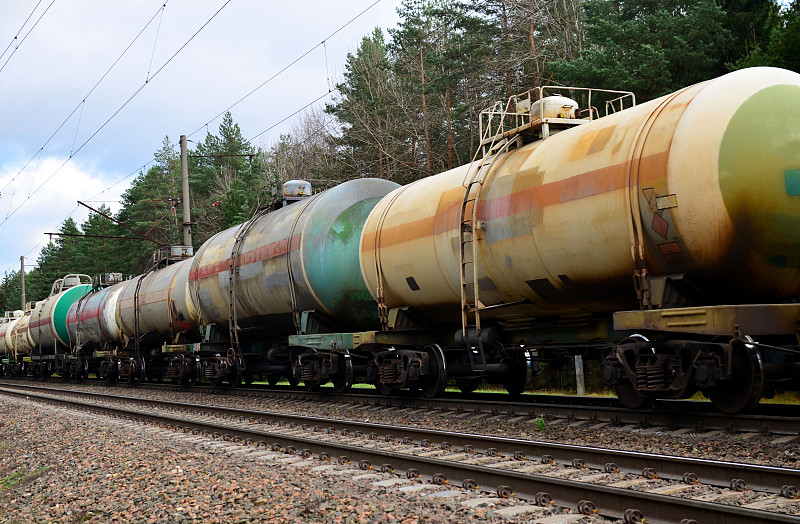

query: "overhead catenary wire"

left=186, top=0, right=384, bottom=140
left=79, top=0, right=386, bottom=202
left=0, top=0, right=231, bottom=229
left=0, top=1, right=173, bottom=198
left=0, top=0, right=43, bottom=62
left=2, top=0, right=387, bottom=275
left=0, top=0, right=57, bottom=75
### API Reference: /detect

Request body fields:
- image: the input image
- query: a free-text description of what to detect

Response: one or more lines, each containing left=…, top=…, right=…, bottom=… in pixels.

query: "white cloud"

left=0, top=0, right=400, bottom=279
left=0, top=157, right=124, bottom=274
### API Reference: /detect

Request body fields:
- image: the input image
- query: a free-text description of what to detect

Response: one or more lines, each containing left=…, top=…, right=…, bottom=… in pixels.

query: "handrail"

left=478, top=85, right=635, bottom=147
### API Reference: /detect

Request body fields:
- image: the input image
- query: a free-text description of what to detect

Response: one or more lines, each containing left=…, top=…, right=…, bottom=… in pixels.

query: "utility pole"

left=20, top=256, right=25, bottom=310
left=180, top=135, right=192, bottom=247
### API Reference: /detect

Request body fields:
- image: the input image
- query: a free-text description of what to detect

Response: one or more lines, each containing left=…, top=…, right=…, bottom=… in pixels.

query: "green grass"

left=252, top=378, right=800, bottom=406
left=0, top=466, right=51, bottom=492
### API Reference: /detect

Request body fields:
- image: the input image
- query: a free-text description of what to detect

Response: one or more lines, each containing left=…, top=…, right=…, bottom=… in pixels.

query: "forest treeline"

left=1, top=0, right=798, bottom=309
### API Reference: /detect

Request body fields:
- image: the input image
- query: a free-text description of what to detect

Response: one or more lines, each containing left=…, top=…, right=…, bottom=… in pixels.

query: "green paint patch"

left=785, top=169, right=800, bottom=196
left=719, top=84, right=800, bottom=271
left=54, top=284, right=92, bottom=345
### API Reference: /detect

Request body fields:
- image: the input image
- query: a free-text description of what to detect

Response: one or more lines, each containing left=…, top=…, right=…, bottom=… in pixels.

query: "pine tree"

left=550, top=0, right=732, bottom=101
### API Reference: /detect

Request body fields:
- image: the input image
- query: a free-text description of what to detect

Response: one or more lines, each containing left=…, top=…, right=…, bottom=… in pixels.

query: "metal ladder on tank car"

left=228, top=214, right=264, bottom=358
left=459, top=122, right=521, bottom=372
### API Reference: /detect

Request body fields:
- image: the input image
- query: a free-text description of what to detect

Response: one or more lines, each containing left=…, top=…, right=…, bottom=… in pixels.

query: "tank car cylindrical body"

left=29, top=275, right=92, bottom=350
left=10, top=313, right=34, bottom=355
left=360, top=67, right=800, bottom=323
left=0, top=311, right=23, bottom=356
left=189, top=178, right=399, bottom=335
left=66, top=284, right=125, bottom=349
left=116, top=258, right=199, bottom=342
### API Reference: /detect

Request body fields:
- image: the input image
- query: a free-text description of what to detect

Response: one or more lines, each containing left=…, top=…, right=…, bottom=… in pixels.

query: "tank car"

left=0, top=310, right=23, bottom=376
left=9, top=67, right=798, bottom=414
left=63, top=272, right=126, bottom=380
left=187, top=177, right=399, bottom=387
left=286, top=67, right=800, bottom=412
left=1, top=275, right=93, bottom=379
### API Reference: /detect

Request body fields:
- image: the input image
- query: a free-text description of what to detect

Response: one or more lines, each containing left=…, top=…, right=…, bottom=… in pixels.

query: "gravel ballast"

left=0, top=395, right=608, bottom=523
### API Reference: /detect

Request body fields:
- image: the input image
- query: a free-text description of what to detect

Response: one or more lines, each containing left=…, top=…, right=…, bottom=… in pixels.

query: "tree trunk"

left=446, top=85, right=453, bottom=169
left=420, top=44, right=432, bottom=178
left=530, top=19, right=541, bottom=86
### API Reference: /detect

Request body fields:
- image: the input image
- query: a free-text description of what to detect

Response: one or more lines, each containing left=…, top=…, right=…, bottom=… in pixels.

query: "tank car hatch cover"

left=719, top=83, right=800, bottom=271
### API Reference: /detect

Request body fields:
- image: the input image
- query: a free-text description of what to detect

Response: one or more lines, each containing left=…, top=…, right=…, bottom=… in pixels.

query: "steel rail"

left=2, top=377, right=799, bottom=435
left=3, top=386, right=799, bottom=524
left=2, top=384, right=798, bottom=506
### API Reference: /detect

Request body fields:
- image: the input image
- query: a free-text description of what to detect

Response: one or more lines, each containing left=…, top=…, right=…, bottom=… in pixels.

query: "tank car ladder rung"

left=459, top=132, right=520, bottom=373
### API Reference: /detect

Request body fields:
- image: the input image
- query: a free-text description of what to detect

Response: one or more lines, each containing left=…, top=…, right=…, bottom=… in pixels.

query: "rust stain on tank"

left=362, top=151, right=672, bottom=251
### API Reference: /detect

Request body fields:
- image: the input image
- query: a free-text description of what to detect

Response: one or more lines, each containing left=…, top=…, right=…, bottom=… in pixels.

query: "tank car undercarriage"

left=286, top=323, right=536, bottom=399
left=603, top=303, right=800, bottom=414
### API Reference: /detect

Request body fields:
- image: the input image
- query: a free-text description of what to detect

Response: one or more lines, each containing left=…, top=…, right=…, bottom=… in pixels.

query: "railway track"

left=6, top=377, right=796, bottom=436
left=2, top=383, right=798, bottom=524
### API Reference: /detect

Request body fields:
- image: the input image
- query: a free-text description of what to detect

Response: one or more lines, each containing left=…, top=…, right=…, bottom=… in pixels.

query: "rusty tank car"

left=187, top=177, right=399, bottom=387
left=286, top=66, right=800, bottom=413
left=0, top=310, right=24, bottom=376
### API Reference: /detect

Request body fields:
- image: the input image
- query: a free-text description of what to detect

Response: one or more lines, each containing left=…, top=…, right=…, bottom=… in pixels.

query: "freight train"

left=2, top=66, right=800, bottom=414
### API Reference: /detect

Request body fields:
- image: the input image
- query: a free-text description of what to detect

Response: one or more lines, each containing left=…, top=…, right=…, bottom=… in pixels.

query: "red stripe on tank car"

left=29, top=318, right=50, bottom=329
left=188, top=234, right=301, bottom=282
left=72, top=306, right=102, bottom=324
left=362, top=152, right=668, bottom=250
left=118, top=289, right=170, bottom=310
left=480, top=152, right=667, bottom=219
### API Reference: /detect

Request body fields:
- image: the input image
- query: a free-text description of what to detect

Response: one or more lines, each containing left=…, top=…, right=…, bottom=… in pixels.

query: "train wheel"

left=76, top=361, right=88, bottom=381
left=456, top=378, right=482, bottom=395
left=421, top=345, right=447, bottom=398
left=266, top=374, right=280, bottom=386
left=331, top=351, right=353, bottom=394
left=615, top=382, right=653, bottom=409
left=503, top=349, right=532, bottom=398
left=226, top=360, right=242, bottom=389
left=705, top=340, right=764, bottom=414
left=304, top=380, right=320, bottom=392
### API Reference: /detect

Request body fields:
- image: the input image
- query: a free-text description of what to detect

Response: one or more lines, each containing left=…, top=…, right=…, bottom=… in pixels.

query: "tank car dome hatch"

left=282, top=180, right=313, bottom=207
left=529, top=95, right=580, bottom=120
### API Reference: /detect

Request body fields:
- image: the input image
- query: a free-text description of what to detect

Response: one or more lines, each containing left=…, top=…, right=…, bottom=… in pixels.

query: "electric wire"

left=0, top=0, right=57, bottom=75
left=0, top=1, right=172, bottom=197
left=0, top=0, right=231, bottom=229
left=0, top=0, right=43, bottom=62
left=186, top=0, right=383, bottom=140
left=2, top=0, right=386, bottom=274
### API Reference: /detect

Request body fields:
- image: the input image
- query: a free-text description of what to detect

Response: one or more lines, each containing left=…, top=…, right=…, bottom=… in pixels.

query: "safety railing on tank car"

left=478, top=86, right=636, bottom=148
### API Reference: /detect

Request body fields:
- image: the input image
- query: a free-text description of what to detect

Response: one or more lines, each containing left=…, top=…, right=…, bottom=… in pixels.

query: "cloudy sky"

left=0, top=0, right=400, bottom=276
